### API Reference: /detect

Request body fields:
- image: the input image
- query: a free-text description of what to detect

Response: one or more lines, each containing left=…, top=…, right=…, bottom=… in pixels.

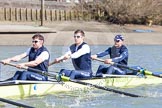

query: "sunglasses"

left=114, top=40, right=121, bottom=42
left=74, top=35, right=81, bottom=38
left=32, top=40, right=39, bottom=43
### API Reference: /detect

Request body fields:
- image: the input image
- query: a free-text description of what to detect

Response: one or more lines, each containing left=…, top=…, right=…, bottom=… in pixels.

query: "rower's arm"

left=70, top=44, right=90, bottom=59
left=96, top=48, right=111, bottom=58
left=1, top=52, right=27, bottom=64
left=51, top=50, right=71, bottom=64
left=17, top=51, right=49, bottom=67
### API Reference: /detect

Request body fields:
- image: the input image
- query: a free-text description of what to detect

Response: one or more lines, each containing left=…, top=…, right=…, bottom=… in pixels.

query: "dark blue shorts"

left=12, top=71, right=47, bottom=81
left=59, top=69, right=92, bottom=79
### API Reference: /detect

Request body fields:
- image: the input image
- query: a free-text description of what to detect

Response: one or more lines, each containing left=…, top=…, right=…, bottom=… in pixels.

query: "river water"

left=0, top=45, right=162, bottom=108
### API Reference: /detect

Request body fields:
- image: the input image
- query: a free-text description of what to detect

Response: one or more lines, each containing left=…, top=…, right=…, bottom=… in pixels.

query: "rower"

left=51, top=29, right=92, bottom=80
left=1, top=34, right=50, bottom=81
left=91, top=35, right=129, bottom=77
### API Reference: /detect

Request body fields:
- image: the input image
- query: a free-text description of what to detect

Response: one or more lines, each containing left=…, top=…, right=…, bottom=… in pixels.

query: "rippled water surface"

left=0, top=45, right=162, bottom=108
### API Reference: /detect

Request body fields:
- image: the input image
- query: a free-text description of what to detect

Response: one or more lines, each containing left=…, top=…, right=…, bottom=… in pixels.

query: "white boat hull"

left=0, top=75, right=162, bottom=99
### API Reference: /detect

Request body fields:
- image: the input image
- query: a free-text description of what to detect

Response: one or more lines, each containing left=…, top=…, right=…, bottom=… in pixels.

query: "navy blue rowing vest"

left=28, top=46, right=50, bottom=72
left=110, top=45, right=128, bottom=65
left=70, top=42, right=92, bottom=72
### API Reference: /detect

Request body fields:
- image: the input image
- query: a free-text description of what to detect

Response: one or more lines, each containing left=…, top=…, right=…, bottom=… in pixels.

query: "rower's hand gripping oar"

left=94, top=58, right=162, bottom=78
left=49, top=58, right=65, bottom=66
left=2, top=62, right=47, bottom=75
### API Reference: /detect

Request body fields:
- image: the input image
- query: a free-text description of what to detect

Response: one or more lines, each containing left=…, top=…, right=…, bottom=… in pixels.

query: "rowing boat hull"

left=0, top=75, right=162, bottom=99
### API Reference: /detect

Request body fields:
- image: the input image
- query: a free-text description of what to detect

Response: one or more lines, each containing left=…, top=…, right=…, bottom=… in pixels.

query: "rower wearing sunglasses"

left=52, top=29, right=92, bottom=79
left=91, top=35, right=128, bottom=77
left=1, top=34, right=50, bottom=80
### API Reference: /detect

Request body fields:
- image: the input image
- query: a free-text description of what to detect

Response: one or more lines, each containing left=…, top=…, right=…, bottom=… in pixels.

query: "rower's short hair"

left=74, top=29, right=85, bottom=37
left=32, top=34, right=44, bottom=41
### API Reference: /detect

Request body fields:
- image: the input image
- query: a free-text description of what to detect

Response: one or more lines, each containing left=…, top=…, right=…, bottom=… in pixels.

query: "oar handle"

left=93, top=58, right=105, bottom=62
left=1, top=62, right=62, bottom=82
left=2, top=62, right=28, bottom=70
left=49, top=58, right=65, bottom=66
left=1, top=62, right=57, bottom=77
left=93, top=58, right=140, bottom=71
left=93, top=58, right=114, bottom=65
left=93, top=58, right=162, bottom=78
left=49, top=61, right=57, bottom=66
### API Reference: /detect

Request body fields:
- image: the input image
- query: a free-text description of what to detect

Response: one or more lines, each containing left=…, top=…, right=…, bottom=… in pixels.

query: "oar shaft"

left=49, top=58, right=65, bottom=66
left=93, top=58, right=105, bottom=62
left=144, top=70, right=162, bottom=78
left=93, top=58, right=114, bottom=65
left=94, top=58, right=140, bottom=71
left=60, top=75, right=144, bottom=97
left=71, top=80, right=143, bottom=97
left=113, top=63, right=139, bottom=72
left=2, top=62, right=28, bottom=70
left=0, top=98, right=34, bottom=108
left=95, top=58, right=162, bottom=78
left=94, top=58, right=162, bottom=78
left=2, top=62, right=58, bottom=78
left=48, top=61, right=56, bottom=66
